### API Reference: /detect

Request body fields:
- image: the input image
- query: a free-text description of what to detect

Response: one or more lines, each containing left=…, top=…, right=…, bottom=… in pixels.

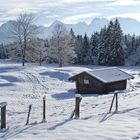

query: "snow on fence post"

left=42, top=95, right=46, bottom=122
left=0, top=102, right=7, bottom=129
left=75, top=94, right=82, bottom=119
left=26, top=104, right=32, bottom=125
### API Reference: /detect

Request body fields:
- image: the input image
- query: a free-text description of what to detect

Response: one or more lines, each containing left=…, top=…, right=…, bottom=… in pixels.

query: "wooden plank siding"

left=70, top=72, right=127, bottom=94
left=74, top=72, right=104, bottom=94
left=103, top=80, right=127, bottom=93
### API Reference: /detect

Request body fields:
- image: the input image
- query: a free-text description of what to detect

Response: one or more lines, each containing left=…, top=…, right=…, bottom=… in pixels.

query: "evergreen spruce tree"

left=0, top=43, right=8, bottom=59
left=68, top=28, right=77, bottom=64
left=75, top=35, right=83, bottom=64
left=109, top=18, right=124, bottom=66
left=44, top=39, right=51, bottom=63
left=89, top=32, right=100, bottom=64
left=82, top=33, right=90, bottom=64
left=98, top=26, right=108, bottom=65
left=70, top=28, right=75, bottom=39
left=99, top=19, right=125, bottom=66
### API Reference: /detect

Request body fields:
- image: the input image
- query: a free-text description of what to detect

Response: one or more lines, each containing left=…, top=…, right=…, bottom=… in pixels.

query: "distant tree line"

left=0, top=14, right=140, bottom=66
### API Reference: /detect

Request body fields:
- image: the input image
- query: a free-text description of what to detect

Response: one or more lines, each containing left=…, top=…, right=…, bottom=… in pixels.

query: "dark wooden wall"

left=74, top=72, right=127, bottom=94
left=75, top=73, right=103, bottom=94
left=103, top=80, right=127, bottom=93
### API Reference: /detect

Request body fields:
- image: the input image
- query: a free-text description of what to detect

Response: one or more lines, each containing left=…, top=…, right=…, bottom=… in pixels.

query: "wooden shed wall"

left=103, top=80, right=127, bottom=93
left=72, top=72, right=127, bottom=94
left=75, top=73, right=104, bottom=94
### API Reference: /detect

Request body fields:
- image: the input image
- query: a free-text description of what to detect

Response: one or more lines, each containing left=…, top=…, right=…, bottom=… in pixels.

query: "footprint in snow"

left=133, top=133, right=140, bottom=139
left=133, top=136, right=140, bottom=140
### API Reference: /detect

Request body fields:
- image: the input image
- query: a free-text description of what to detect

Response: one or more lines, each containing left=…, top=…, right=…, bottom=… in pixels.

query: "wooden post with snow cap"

left=75, top=94, right=82, bottom=119
left=0, top=102, right=7, bottom=129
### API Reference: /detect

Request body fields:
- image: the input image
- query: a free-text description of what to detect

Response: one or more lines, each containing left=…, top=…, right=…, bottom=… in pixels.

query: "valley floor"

left=0, top=61, right=140, bottom=140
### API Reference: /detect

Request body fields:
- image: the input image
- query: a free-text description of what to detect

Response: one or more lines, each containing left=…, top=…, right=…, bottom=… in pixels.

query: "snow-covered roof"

left=70, top=67, right=134, bottom=83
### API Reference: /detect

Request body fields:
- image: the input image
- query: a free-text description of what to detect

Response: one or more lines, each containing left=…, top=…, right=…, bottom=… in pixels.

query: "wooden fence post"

left=115, top=93, right=118, bottom=112
left=42, top=96, right=46, bottom=122
left=0, top=102, right=7, bottom=129
left=109, top=91, right=119, bottom=113
left=109, top=93, right=116, bottom=113
left=75, top=94, right=82, bottom=119
left=26, top=104, right=32, bottom=125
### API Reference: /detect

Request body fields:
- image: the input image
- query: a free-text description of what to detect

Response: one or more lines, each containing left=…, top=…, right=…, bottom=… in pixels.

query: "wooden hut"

left=69, top=67, right=134, bottom=94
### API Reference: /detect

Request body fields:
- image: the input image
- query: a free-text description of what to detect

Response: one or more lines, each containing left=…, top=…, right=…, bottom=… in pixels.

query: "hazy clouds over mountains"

left=0, top=17, right=140, bottom=44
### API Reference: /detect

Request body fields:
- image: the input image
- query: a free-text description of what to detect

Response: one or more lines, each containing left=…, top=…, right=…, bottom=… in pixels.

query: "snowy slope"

left=0, top=61, right=140, bottom=140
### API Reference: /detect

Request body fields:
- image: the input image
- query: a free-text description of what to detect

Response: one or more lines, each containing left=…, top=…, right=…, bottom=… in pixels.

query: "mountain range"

left=0, top=17, right=140, bottom=44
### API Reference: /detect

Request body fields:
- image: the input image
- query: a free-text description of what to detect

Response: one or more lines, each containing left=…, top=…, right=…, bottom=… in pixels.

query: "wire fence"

left=3, top=93, right=112, bottom=128
left=2, top=95, right=75, bottom=128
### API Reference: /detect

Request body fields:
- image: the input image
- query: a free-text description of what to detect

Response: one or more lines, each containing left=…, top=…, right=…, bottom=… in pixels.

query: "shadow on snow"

left=51, top=90, right=75, bottom=100
left=40, top=71, right=70, bottom=81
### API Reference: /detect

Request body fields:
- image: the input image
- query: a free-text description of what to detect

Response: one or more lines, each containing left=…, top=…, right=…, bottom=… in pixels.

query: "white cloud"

left=61, top=0, right=113, bottom=4
left=106, top=13, right=140, bottom=22
left=0, top=0, right=140, bottom=26
left=108, top=0, right=140, bottom=6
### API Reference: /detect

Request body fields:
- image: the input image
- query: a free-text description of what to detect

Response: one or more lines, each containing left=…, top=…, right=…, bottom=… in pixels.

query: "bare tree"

left=10, top=13, right=40, bottom=66
left=50, top=24, right=76, bottom=67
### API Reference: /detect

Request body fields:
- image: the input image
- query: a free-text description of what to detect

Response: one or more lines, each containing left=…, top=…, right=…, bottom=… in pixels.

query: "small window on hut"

left=84, top=79, right=89, bottom=84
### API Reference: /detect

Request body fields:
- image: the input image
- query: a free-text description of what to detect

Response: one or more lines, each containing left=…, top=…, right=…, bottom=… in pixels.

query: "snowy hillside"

left=0, top=61, right=140, bottom=140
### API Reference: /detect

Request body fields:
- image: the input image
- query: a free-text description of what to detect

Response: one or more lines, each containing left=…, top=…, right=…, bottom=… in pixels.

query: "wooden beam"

left=26, top=104, right=32, bottom=125
left=42, top=96, right=46, bottom=122
left=109, top=93, right=116, bottom=113
left=0, top=102, right=7, bottom=129
left=1, top=106, right=6, bottom=129
left=115, top=93, right=118, bottom=112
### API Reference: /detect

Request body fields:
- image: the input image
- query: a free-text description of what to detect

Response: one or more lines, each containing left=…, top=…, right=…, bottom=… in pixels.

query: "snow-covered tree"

left=7, top=42, right=22, bottom=61
left=0, top=43, right=8, bottom=59
left=68, top=28, right=77, bottom=63
left=26, top=38, right=48, bottom=65
left=81, top=33, right=90, bottom=64
left=98, top=19, right=125, bottom=66
left=127, top=45, right=140, bottom=65
left=75, top=35, right=83, bottom=64
left=98, top=26, right=108, bottom=65
left=50, top=24, right=76, bottom=67
left=44, top=39, right=51, bottom=63
left=110, top=19, right=124, bottom=66
left=125, top=34, right=140, bottom=65
left=89, top=32, right=100, bottom=64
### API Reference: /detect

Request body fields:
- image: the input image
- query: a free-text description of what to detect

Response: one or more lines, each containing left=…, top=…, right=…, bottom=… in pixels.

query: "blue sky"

left=0, top=0, right=140, bottom=26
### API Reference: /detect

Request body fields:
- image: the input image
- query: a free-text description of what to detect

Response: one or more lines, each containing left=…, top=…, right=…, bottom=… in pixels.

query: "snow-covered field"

left=0, top=61, right=140, bottom=140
